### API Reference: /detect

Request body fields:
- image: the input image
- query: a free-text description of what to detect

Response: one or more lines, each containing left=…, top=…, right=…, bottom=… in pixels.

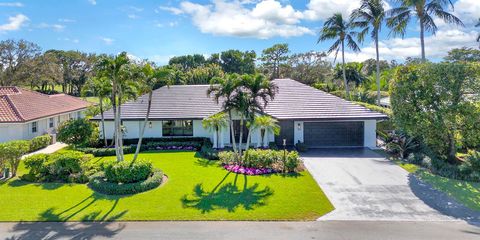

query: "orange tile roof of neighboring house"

left=0, top=87, right=91, bottom=123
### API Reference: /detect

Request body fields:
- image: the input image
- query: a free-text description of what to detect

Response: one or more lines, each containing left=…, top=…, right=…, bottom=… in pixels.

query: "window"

left=32, top=122, right=37, bottom=133
left=162, top=120, right=193, bottom=136
left=49, top=118, right=54, bottom=128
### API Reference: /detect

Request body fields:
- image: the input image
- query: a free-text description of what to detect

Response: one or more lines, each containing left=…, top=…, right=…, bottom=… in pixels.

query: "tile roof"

left=0, top=87, right=91, bottom=123
left=95, top=79, right=387, bottom=121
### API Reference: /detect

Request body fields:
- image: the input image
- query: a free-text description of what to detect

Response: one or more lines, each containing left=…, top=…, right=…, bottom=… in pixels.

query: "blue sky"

left=0, top=0, right=478, bottom=64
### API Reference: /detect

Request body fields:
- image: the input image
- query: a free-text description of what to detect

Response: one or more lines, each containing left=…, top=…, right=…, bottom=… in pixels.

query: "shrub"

left=385, top=133, right=419, bottom=159
left=295, top=142, right=308, bottom=152
left=104, top=159, right=153, bottom=184
left=57, top=119, right=98, bottom=146
left=200, top=144, right=219, bottom=160
left=22, top=150, right=93, bottom=183
left=89, top=169, right=163, bottom=195
left=285, top=151, right=300, bottom=172
left=29, top=135, right=52, bottom=152
left=219, top=151, right=237, bottom=165
left=268, top=142, right=278, bottom=150
left=144, top=141, right=201, bottom=150
left=0, top=140, right=30, bottom=177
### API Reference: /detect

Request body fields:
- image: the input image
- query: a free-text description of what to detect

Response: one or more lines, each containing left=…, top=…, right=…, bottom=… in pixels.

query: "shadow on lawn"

left=181, top=172, right=274, bottom=213
left=5, top=193, right=127, bottom=240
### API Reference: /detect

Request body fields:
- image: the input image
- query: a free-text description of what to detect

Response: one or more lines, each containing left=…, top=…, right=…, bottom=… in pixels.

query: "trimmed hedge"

left=29, top=135, right=52, bottom=152
left=78, top=138, right=211, bottom=157
left=219, top=149, right=302, bottom=173
left=104, top=159, right=153, bottom=183
left=353, top=101, right=392, bottom=116
left=76, top=146, right=136, bottom=157
left=88, top=169, right=164, bottom=195
left=121, top=137, right=210, bottom=145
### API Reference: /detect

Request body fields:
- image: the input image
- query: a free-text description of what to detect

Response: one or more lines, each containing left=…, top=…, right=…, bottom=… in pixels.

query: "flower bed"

left=223, top=164, right=276, bottom=175
left=151, top=145, right=196, bottom=151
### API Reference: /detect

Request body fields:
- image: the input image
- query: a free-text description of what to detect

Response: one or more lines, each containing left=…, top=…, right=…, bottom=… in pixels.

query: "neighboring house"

left=0, top=87, right=91, bottom=142
left=93, top=79, right=387, bottom=148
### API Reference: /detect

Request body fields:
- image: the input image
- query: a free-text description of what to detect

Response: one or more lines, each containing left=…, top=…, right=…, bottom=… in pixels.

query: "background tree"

left=361, top=58, right=390, bottom=76
left=351, top=0, right=386, bottom=105
left=387, top=0, right=463, bottom=61
left=0, top=39, right=41, bottom=86
left=27, top=51, right=63, bottom=92
left=283, top=51, right=332, bottom=85
left=168, top=54, right=206, bottom=71
left=390, top=62, right=480, bottom=162
left=202, top=112, right=228, bottom=148
left=318, top=13, right=361, bottom=98
left=220, top=49, right=256, bottom=74
left=260, top=43, right=290, bottom=79
left=444, top=47, right=480, bottom=62
left=334, top=62, right=368, bottom=87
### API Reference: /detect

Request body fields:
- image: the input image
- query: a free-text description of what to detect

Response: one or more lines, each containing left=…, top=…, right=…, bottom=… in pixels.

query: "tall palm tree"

left=132, top=65, right=172, bottom=163
left=207, top=74, right=241, bottom=155
left=351, top=0, right=386, bottom=105
left=81, top=76, right=111, bottom=147
left=252, top=115, right=280, bottom=147
left=387, top=0, right=463, bottom=61
left=202, top=112, right=228, bottom=149
left=240, top=73, right=277, bottom=153
left=318, top=13, right=361, bottom=99
left=476, top=18, right=480, bottom=48
left=96, top=52, right=131, bottom=162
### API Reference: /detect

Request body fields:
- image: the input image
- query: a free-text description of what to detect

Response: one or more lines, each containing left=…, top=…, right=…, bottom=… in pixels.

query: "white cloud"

left=37, top=23, right=65, bottom=31
left=100, top=37, right=114, bottom=45
left=157, top=6, right=184, bottom=15
left=0, top=14, right=28, bottom=31
left=303, top=0, right=360, bottom=21
left=332, top=29, right=478, bottom=62
left=454, top=0, right=480, bottom=24
left=59, top=37, right=79, bottom=43
left=88, top=0, right=96, bottom=5
left=127, top=14, right=139, bottom=19
left=58, top=18, right=75, bottom=23
left=0, top=2, right=23, bottom=7
left=177, top=0, right=313, bottom=39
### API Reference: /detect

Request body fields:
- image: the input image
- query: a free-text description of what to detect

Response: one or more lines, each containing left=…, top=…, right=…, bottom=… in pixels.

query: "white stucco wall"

left=364, top=120, right=377, bottom=148
left=0, top=110, right=85, bottom=143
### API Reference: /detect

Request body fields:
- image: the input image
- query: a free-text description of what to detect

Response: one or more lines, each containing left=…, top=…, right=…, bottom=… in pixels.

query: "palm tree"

left=387, top=0, right=463, bottom=61
left=318, top=13, right=361, bottom=99
left=81, top=76, right=111, bottom=147
left=351, top=0, right=386, bottom=105
left=240, top=74, right=277, bottom=153
left=132, top=65, right=172, bottom=162
left=476, top=18, right=480, bottom=48
left=202, top=112, right=228, bottom=149
left=252, top=115, right=280, bottom=147
left=96, top=52, right=131, bottom=162
left=208, top=74, right=241, bottom=155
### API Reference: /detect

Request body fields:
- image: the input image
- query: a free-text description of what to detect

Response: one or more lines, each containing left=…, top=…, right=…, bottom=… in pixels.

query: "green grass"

left=0, top=151, right=334, bottom=221
left=374, top=149, right=480, bottom=212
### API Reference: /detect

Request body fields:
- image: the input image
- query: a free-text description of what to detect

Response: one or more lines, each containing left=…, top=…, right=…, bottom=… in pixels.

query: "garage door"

left=304, top=121, right=364, bottom=147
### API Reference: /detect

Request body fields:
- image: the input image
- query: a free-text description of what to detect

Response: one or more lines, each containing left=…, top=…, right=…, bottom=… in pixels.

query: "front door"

left=231, top=120, right=249, bottom=144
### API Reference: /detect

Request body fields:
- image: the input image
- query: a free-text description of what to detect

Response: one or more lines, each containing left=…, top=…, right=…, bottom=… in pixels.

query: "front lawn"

left=0, top=151, right=333, bottom=221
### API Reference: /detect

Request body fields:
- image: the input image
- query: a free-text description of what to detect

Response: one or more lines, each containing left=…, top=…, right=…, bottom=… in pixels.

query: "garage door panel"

left=304, top=122, right=364, bottom=147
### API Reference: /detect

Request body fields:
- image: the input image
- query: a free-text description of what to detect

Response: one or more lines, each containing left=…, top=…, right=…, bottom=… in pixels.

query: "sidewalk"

left=21, top=142, right=68, bottom=159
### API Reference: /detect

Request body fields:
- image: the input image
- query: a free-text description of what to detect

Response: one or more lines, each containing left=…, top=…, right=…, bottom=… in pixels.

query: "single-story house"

left=0, top=87, right=91, bottom=142
left=94, top=79, right=387, bottom=149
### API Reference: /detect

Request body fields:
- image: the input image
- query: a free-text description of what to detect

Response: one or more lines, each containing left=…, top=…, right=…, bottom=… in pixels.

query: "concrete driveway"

left=302, top=148, right=455, bottom=221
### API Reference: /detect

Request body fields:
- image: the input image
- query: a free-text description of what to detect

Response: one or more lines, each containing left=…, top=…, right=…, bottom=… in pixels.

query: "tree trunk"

left=375, top=33, right=381, bottom=105
left=111, top=82, right=119, bottom=160
left=117, top=91, right=124, bottom=161
left=228, top=111, right=237, bottom=154
left=447, top=132, right=457, bottom=163
left=341, top=40, right=349, bottom=99
left=216, top=126, right=220, bottom=149
left=261, top=128, right=266, bottom=147
left=133, top=91, right=153, bottom=163
left=420, top=21, right=426, bottom=62
left=238, top=117, right=244, bottom=158
left=99, top=96, right=107, bottom=147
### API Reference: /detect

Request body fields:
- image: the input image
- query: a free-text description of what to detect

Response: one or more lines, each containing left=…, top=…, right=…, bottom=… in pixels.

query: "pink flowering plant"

left=219, top=149, right=300, bottom=175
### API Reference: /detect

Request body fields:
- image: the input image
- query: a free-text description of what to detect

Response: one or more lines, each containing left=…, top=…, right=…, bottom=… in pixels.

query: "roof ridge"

left=2, top=95, right=25, bottom=121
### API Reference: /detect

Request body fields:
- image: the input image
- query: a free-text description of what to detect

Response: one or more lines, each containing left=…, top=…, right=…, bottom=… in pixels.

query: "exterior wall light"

left=297, top=123, right=301, bottom=130
left=149, top=122, right=152, bottom=128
